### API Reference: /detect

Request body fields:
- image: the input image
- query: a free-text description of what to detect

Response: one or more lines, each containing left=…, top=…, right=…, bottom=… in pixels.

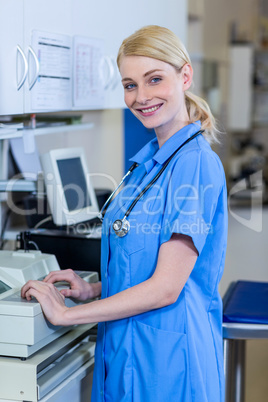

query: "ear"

left=181, top=63, right=193, bottom=91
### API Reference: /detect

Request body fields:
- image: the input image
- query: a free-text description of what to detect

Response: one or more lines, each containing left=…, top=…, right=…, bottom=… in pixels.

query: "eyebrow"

left=121, top=69, right=164, bottom=82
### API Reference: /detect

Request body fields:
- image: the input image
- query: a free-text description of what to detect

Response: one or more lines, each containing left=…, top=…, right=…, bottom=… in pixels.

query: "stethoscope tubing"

left=99, top=129, right=204, bottom=235
left=124, top=129, right=204, bottom=219
left=98, top=162, right=138, bottom=220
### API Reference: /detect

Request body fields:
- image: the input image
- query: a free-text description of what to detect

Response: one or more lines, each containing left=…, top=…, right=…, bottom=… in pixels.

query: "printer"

left=0, top=249, right=98, bottom=401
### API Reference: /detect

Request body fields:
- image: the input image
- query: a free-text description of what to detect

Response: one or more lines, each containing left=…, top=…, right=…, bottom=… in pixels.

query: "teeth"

left=141, top=105, right=159, bottom=113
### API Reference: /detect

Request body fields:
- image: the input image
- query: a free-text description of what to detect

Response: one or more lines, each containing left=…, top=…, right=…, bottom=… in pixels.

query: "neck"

left=155, top=102, right=190, bottom=148
left=155, top=119, right=190, bottom=148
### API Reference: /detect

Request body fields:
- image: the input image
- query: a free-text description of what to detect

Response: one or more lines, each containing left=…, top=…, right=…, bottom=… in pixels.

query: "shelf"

left=0, top=180, right=37, bottom=192
left=3, top=228, right=27, bottom=241
left=0, top=122, right=94, bottom=140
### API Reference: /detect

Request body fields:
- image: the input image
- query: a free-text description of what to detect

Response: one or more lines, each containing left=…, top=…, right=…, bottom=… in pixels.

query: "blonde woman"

left=22, top=26, right=228, bottom=401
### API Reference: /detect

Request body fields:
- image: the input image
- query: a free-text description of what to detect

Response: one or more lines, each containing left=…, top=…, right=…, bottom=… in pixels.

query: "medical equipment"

left=18, top=228, right=101, bottom=275
left=0, top=249, right=98, bottom=358
left=99, top=130, right=204, bottom=237
left=0, top=249, right=99, bottom=401
left=40, top=147, right=99, bottom=226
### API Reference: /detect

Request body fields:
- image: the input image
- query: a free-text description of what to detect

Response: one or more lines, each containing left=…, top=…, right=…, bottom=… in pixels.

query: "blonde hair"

left=117, top=25, right=220, bottom=143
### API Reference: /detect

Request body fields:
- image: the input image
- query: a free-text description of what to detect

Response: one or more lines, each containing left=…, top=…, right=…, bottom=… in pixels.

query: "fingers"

left=23, top=287, right=40, bottom=302
left=44, top=269, right=76, bottom=284
left=21, top=280, right=65, bottom=303
left=60, top=288, right=80, bottom=299
left=21, top=279, right=38, bottom=299
left=20, top=279, right=68, bottom=326
left=22, top=269, right=88, bottom=303
left=21, top=280, right=45, bottom=300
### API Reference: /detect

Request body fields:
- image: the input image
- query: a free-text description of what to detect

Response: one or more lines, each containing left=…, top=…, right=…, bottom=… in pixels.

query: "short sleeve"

left=160, top=150, right=225, bottom=255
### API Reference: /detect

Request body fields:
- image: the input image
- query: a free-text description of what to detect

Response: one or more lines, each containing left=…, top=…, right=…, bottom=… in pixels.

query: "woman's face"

left=119, top=55, right=192, bottom=142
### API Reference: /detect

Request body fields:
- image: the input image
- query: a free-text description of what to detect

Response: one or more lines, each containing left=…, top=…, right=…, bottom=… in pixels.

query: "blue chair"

left=223, top=281, right=268, bottom=402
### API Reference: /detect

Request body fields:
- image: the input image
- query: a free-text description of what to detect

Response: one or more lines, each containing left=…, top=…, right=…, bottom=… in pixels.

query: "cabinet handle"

left=16, top=45, right=28, bottom=91
left=110, top=57, right=120, bottom=90
left=101, top=56, right=115, bottom=90
left=28, top=46, right=40, bottom=90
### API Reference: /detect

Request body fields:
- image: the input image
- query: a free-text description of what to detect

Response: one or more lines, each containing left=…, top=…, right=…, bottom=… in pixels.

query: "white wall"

left=220, top=208, right=268, bottom=296
left=35, top=109, right=124, bottom=192
left=203, top=0, right=258, bottom=60
left=202, top=0, right=259, bottom=130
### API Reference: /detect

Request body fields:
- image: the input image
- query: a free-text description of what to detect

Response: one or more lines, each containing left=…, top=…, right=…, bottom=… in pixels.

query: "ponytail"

left=185, top=91, right=220, bottom=144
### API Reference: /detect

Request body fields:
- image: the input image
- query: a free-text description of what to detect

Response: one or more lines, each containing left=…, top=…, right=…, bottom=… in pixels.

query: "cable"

left=33, top=215, right=53, bottom=229
left=0, top=208, right=12, bottom=250
left=27, top=240, right=39, bottom=250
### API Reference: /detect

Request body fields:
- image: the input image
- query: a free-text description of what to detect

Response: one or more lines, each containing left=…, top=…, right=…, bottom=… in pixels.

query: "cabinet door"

left=71, top=0, right=187, bottom=109
left=0, top=0, right=24, bottom=116
left=23, top=0, right=73, bottom=113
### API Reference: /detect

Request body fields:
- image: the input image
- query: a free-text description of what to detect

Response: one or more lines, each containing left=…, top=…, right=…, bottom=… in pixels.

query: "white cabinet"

left=71, top=0, right=187, bottom=109
left=0, top=0, right=24, bottom=115
left=0, top=0, right=72, bottom=116
left=23, top=0, right=73, bottom=113
left=0, top=0, right=187, bottom=114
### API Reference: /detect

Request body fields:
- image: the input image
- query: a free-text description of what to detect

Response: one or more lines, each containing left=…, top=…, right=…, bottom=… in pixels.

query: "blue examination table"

left=223, top=280, right=268, bottom=402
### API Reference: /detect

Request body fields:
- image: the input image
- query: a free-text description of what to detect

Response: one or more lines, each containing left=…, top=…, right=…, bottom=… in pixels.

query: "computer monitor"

left=40, top=147, right=99, bottom=226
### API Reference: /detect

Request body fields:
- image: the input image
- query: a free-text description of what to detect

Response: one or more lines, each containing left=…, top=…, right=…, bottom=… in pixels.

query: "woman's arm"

left=21, top=233, right=197, bottom=326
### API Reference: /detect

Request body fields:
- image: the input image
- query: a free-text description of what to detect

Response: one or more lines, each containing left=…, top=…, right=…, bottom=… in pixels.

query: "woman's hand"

left=21, top=280, right=68, bottom=326
left=43, top=269, right=101, bottom=301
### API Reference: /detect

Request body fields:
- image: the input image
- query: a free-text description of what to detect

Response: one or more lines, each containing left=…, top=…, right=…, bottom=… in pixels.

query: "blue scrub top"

left=92, top=121, right=228, bottom=402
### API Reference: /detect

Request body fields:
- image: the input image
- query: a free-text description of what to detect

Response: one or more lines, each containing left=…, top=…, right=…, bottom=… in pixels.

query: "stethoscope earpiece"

left=113, top=218, right=130, bottom=237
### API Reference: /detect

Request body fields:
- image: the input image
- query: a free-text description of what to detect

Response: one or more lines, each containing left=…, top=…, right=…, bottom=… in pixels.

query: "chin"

left=141, top=122, right=159, bottom=132
left=133, top=114, right=159, bottom=130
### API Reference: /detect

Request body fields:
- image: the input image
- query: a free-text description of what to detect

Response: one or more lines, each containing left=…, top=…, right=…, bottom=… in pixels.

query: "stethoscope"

left=99, top=129, right=204, bottom=237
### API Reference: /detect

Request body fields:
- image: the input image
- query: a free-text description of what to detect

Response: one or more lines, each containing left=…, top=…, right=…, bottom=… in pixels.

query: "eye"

left=150, top=77, right=162, bottom=84
left=124, top=83, right=136, bottom=90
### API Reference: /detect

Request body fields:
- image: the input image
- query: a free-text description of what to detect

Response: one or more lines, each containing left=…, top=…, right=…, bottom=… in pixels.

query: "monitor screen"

left=41, top=148, right=99, bottom=226
left=57, top=157, right=91, bottom=211
left=0, top=280, right=11, bottom=295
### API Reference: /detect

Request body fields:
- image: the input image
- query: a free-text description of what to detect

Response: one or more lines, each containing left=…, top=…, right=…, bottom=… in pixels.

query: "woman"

left=21, top=25, right=228, bottom=401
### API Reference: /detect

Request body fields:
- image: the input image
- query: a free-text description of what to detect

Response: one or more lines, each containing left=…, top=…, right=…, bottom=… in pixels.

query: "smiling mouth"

left=137, top=104, right=162, bottom=114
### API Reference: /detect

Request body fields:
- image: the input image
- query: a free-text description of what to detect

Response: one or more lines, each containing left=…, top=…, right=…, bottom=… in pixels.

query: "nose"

left=136, top=85, right=152, bottom=105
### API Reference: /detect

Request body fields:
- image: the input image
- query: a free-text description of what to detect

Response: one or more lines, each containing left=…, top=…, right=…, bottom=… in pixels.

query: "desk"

left=19, top=228, right=101, bottom=277
left=223, top=281, right=268, bottom=402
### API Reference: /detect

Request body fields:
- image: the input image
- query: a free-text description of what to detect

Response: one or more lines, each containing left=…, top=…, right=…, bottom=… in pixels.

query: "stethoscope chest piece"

left=113, top=218, right=130, bottom=237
